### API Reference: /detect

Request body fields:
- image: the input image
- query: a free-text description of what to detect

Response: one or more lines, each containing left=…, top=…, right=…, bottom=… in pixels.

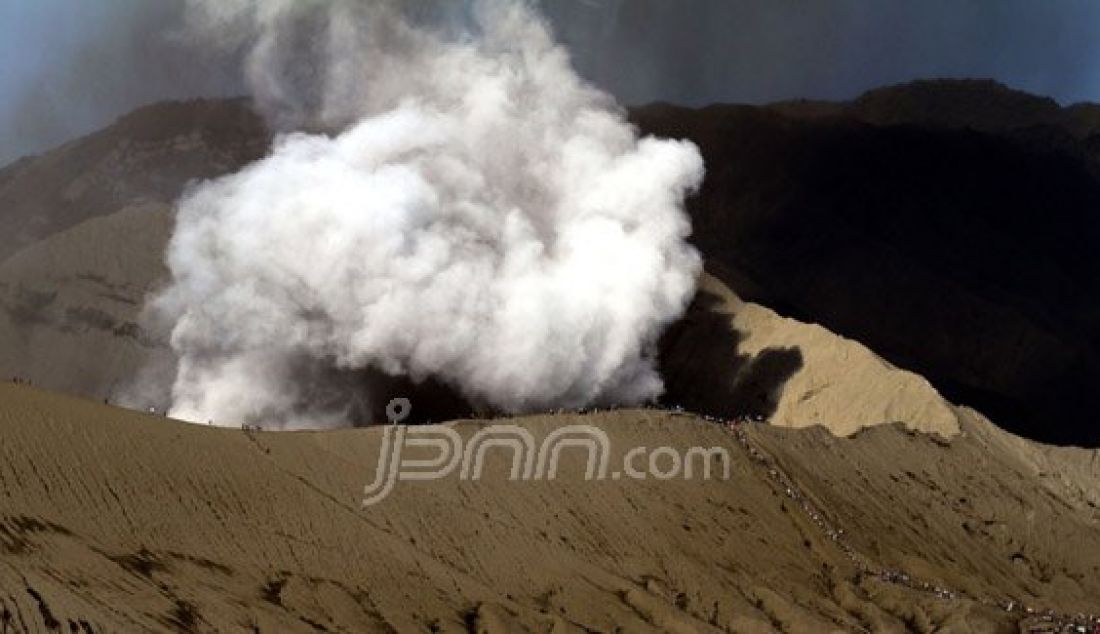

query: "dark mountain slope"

left=634, top=81, right=1100, bottom=445
left=0, top=98, right=267, bottom=263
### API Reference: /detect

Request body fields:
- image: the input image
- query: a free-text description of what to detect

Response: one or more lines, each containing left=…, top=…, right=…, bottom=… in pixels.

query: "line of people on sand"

left=718, top=403, right=1100, bottom=631
left=7, top=375, right=770, bottom=427
left=7, top=380, right=769, bottom=434
left=446, top=403, right=771, bottom=425
left=11, top=379, right=192, bottom=425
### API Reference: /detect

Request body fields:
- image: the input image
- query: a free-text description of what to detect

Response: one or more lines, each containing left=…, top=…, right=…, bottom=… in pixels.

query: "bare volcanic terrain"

left=0, top=383, right=1098, bottom=632
left=2, top=83, right=1100, bottom=632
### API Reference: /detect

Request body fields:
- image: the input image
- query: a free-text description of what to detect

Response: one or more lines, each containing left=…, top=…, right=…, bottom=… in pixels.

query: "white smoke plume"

left=156, top=0, right=703, bottom=428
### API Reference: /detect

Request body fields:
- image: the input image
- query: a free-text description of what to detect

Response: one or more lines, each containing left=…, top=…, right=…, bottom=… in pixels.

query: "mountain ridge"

left=632, top=80, right=1100, bottom=445
left=3, top=79, right=1099, bottom=444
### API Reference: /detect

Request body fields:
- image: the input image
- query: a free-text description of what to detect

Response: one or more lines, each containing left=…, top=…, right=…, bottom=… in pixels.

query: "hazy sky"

left=2, top=0, right=1100, bottom=165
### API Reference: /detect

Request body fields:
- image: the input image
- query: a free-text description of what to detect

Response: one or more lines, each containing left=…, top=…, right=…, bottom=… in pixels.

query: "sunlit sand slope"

left=0, top=383, right=1097, bottom=632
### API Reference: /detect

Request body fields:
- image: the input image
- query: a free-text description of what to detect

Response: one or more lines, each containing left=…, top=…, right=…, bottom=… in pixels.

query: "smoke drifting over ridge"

left=155, top=0, right=703, bottom=428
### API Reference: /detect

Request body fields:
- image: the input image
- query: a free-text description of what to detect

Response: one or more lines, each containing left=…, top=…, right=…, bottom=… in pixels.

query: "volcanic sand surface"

left=1, top=383, right=1098, bottom=632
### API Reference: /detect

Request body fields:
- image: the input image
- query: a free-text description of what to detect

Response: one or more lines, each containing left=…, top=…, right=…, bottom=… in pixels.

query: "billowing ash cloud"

left=155, top=0, right=703, bottom=428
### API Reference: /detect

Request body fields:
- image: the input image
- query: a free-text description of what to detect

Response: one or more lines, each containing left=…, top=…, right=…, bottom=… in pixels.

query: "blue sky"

left=0, top=2, right=92, bottom=111
left=0, top=0, right=237, bottom=165
left=547, top=0, right=1100, bottom=108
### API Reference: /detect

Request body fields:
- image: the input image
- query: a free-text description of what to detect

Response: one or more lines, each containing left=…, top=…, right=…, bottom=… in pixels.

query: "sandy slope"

left=0, top=382, right=1097, bottom=632
left=664, top=274, right=959, bottom=438
left=0, top=204, right=174, bottom=403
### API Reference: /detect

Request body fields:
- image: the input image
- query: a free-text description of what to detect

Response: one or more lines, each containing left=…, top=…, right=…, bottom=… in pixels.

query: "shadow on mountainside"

left=659, top=287, right=803, bottom=420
